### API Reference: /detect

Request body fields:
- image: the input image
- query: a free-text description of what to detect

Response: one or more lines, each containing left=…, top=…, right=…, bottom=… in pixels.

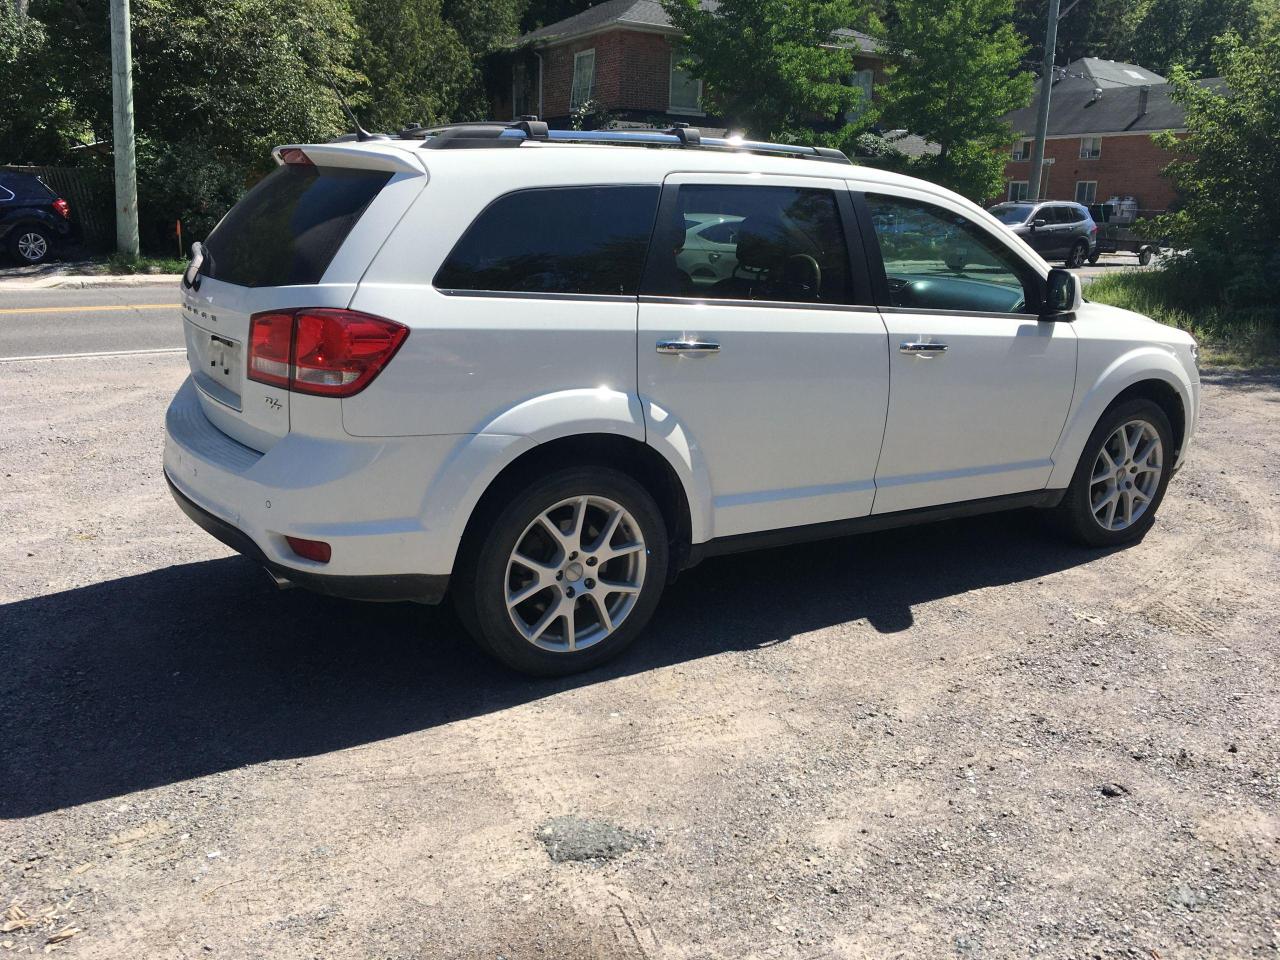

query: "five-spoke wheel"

left=456, top=467, right=668, bottom=676
left=1056, top=398, right=1174, bottom=546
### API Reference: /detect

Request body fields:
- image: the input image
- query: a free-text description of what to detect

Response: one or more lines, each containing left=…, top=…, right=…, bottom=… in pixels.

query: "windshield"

left=989, top=203, right=1035, bottom=225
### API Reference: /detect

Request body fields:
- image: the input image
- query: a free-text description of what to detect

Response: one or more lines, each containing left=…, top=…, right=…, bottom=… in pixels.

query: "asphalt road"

left=0, top=285, right=183, bottom=360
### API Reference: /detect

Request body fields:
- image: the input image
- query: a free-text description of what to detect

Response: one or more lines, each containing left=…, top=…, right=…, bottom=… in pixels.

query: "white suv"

left=165, top=122, right=1199, bottom=676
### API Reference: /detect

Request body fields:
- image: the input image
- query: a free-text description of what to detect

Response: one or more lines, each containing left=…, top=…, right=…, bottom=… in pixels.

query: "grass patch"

left=1086, top=269, right=1279, bottom=367
left=95, top=252, right=188, bottom=276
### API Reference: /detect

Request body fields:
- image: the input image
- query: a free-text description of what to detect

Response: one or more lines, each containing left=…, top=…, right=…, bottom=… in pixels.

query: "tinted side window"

left=435, top=186, right=659, bottom=296
left=866, top=194, right=1037, bottom=315
left=643, top=184, right=855, bottom=304
left=202, top=164, right=391, bottom=288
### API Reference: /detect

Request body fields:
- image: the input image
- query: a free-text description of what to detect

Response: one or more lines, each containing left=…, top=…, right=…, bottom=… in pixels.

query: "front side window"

left=434, top=186, right=659, bottom=296
left=643, top=183, right=855, bottom=305
left=1079, top=136, right=1102, bottom=159
left=1006, top=180, right=1029, bottom=202
left=669, top=45, right=702, bottom=113
left=570, top=49, right=595, bottom=110
left=866, top=194, right=1036, bottom=315
left=1074, top=180, right=1098, bottom=204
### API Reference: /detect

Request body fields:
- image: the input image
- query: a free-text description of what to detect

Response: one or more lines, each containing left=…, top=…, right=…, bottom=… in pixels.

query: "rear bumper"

left=166, top=472, right=447, bottom=603
left=164, top=376, right=461, bottom=602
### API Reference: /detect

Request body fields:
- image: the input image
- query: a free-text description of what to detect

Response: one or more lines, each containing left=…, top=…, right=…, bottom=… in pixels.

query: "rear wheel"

left=1065, top=239, right=1088, bottom=268
left=454, top=467, right=669, bottom=676
left=1138, top=246, right=1154, bottom=266
left=1053, top=398, right=1174, bottom=547
left=1087, top=248, right=1101, bottom=265
left=10, top=226, right=52, bottom=264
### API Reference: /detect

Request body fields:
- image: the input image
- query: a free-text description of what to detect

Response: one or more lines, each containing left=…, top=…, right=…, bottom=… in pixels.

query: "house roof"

left=1066, top=58, right=1165, bottom=89
left=518, top=0, right=880, bottom=54
left=1005, top=77, right=1224, bottom=137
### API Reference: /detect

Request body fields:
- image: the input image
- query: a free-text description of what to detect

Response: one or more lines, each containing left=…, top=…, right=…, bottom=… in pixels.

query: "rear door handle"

left=657, top=339, right=720, bottom=355
left=899, top=341, right=948, bottom=356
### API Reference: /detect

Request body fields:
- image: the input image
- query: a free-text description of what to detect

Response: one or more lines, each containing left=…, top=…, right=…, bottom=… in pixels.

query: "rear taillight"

left=52, top=198, right=70, bottom=219
left=247, top=308, right=408, bottom=398
left=1090, top=223, right=1098, bottom=234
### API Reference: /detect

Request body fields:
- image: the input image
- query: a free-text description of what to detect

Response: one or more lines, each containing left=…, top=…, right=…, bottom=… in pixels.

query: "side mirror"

left=1031, top=218, right=1047, bottom=230
left=182, top=241, right=204, bottom=290
left=1043, top=267, right=1080, bottom=318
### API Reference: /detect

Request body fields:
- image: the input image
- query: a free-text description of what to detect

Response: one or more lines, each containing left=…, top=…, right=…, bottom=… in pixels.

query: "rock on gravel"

left=537, top=816, right=647, bottom=863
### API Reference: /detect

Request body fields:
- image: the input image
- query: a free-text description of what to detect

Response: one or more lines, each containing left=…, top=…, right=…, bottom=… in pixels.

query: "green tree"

left=876, top=0, right=1033, bottom=200
left=1151, top=29, right=1280, bottom=312
left=0, top=4, right=82, bottom=161
left=350, top=0, right=474, bottom=131
left=1127, top=0, right=1259, bottom=74
left=662, top=0, right=877, bottom=142
left=1014, top=0, right=1137, bottom=67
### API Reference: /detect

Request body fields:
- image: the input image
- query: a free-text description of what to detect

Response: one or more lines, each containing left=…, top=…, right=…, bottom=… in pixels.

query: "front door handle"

left=657, top=339, right=720, bottom=355
left=900, top=341, right=948, bottom=356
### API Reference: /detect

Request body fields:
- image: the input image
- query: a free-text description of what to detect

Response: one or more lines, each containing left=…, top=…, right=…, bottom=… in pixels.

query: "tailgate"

left=180, top=145, right=426, bottom=451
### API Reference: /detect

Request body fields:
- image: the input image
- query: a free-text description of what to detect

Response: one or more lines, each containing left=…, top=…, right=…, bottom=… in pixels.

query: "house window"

left=1007, top=180, right=1029, bottom=202
left=1074, top=181, right=1098, bottom=204
left=844, top=68, right=875, bottom=123
left=669, top=45, right=702, bottom=114
left=1011, top=139, right=1032, bottom=161
left=570, top=49, right=595, bottom=110
left=1079, top=136, right=1102, bottom=159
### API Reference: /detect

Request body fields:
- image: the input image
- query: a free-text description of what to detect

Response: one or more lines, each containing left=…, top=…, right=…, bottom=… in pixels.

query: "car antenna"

left=326, top=76, right=384, bottom=142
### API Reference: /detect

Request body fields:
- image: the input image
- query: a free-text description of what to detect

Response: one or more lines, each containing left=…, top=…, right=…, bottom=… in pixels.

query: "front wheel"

left=1053, top=399, right=1174, bottom=547
left=454, top=467, right=669, bottom=676
left=1065, top=240, right=1088, bottom=268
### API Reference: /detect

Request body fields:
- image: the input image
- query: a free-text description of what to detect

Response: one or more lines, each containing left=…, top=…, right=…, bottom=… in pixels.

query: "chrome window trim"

left=640, top=294, right=880, bottom=313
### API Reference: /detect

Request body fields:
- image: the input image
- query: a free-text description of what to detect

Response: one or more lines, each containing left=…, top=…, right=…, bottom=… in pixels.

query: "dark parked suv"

left=0, top=172, right=78, bottom=265
left=988, top=200, right=1097, bottom=268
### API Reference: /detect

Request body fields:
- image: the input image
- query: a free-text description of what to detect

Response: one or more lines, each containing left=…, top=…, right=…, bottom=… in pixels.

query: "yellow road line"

left=0, top=303, right=179, bottom=315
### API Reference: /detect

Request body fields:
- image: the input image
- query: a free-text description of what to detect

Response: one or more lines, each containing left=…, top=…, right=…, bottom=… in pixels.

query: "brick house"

left=490, top=0, right=884, bottom=132
left=1000, top=58, right=1220, bottom=214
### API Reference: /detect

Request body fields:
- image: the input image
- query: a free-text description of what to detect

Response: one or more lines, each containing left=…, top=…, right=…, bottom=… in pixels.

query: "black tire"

left=453, top=466, right=669, bottom=676
left=1138, top=246, right=1154, bottom=266
left=1053, top=398, right=1175, bottom=548
left=1065, top=239, right=1088, bottom=268
left=9, top=225, right=54, bottom=264
left=1087, top=248, right=1101, bottom=265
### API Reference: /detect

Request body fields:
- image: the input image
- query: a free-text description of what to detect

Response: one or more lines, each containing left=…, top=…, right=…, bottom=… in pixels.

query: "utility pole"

left=1028, top=0, right=1061, bottom=200
left=109, top=0, right=140, bottom=256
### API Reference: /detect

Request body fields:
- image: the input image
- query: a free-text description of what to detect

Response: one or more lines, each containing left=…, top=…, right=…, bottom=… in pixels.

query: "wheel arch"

left=455, top=433, right=695, bottom=579
left=1049, top=350, right=1193, bottom=489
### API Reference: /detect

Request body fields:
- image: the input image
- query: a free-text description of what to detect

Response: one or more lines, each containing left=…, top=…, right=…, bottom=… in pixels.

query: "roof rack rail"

left=415, top=119, right=851, bottom=165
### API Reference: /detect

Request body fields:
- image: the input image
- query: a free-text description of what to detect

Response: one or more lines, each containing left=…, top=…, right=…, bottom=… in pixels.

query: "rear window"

left=434, top=186, right=660, bottom=296
left=201, top=164, right=391, bottom=288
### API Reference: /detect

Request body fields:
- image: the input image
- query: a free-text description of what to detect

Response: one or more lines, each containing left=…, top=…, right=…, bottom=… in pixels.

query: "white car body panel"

left=163, top=138, right=1200, bottom=594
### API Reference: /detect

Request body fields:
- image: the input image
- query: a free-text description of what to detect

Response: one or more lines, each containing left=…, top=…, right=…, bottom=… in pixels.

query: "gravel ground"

left=1, top=355, right=1277, bottom=959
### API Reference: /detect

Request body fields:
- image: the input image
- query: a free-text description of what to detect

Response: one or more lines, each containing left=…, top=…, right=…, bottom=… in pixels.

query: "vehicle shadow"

left=1, top=509, right=1107, bottom=818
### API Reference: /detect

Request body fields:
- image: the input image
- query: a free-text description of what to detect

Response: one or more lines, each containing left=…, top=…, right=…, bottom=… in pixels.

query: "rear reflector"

left=247, top=308, right=408, bottom=397
left=286, top=536, right=332, bottom=564
left=52, top=198, right=70, bottom=219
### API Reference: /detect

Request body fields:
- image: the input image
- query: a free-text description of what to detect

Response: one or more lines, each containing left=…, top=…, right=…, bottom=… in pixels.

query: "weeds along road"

left=1, top=346, right=1277, bottom=958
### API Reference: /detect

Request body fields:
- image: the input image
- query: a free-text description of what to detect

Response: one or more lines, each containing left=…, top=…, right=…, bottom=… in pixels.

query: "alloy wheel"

left=504, top=495, right=647, bottom=652
left=17, top=232, right=48, bottom=262
left=1089, top=419, right=1163, bottom=531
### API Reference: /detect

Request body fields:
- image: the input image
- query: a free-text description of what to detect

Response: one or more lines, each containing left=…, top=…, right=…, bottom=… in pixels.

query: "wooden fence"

left=1, top=164, right=114, bottom=250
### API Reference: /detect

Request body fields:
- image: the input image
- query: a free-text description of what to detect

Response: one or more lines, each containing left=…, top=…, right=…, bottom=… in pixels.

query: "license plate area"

left=187, top=321, right=243, bottom=410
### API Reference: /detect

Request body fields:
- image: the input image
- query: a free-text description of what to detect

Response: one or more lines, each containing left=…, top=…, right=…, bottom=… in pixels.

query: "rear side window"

left=434, top=186, right=659, bottom=296
left=643, top=183, right=855, bottom=304
left=201, top=164, right=391, bottom=288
